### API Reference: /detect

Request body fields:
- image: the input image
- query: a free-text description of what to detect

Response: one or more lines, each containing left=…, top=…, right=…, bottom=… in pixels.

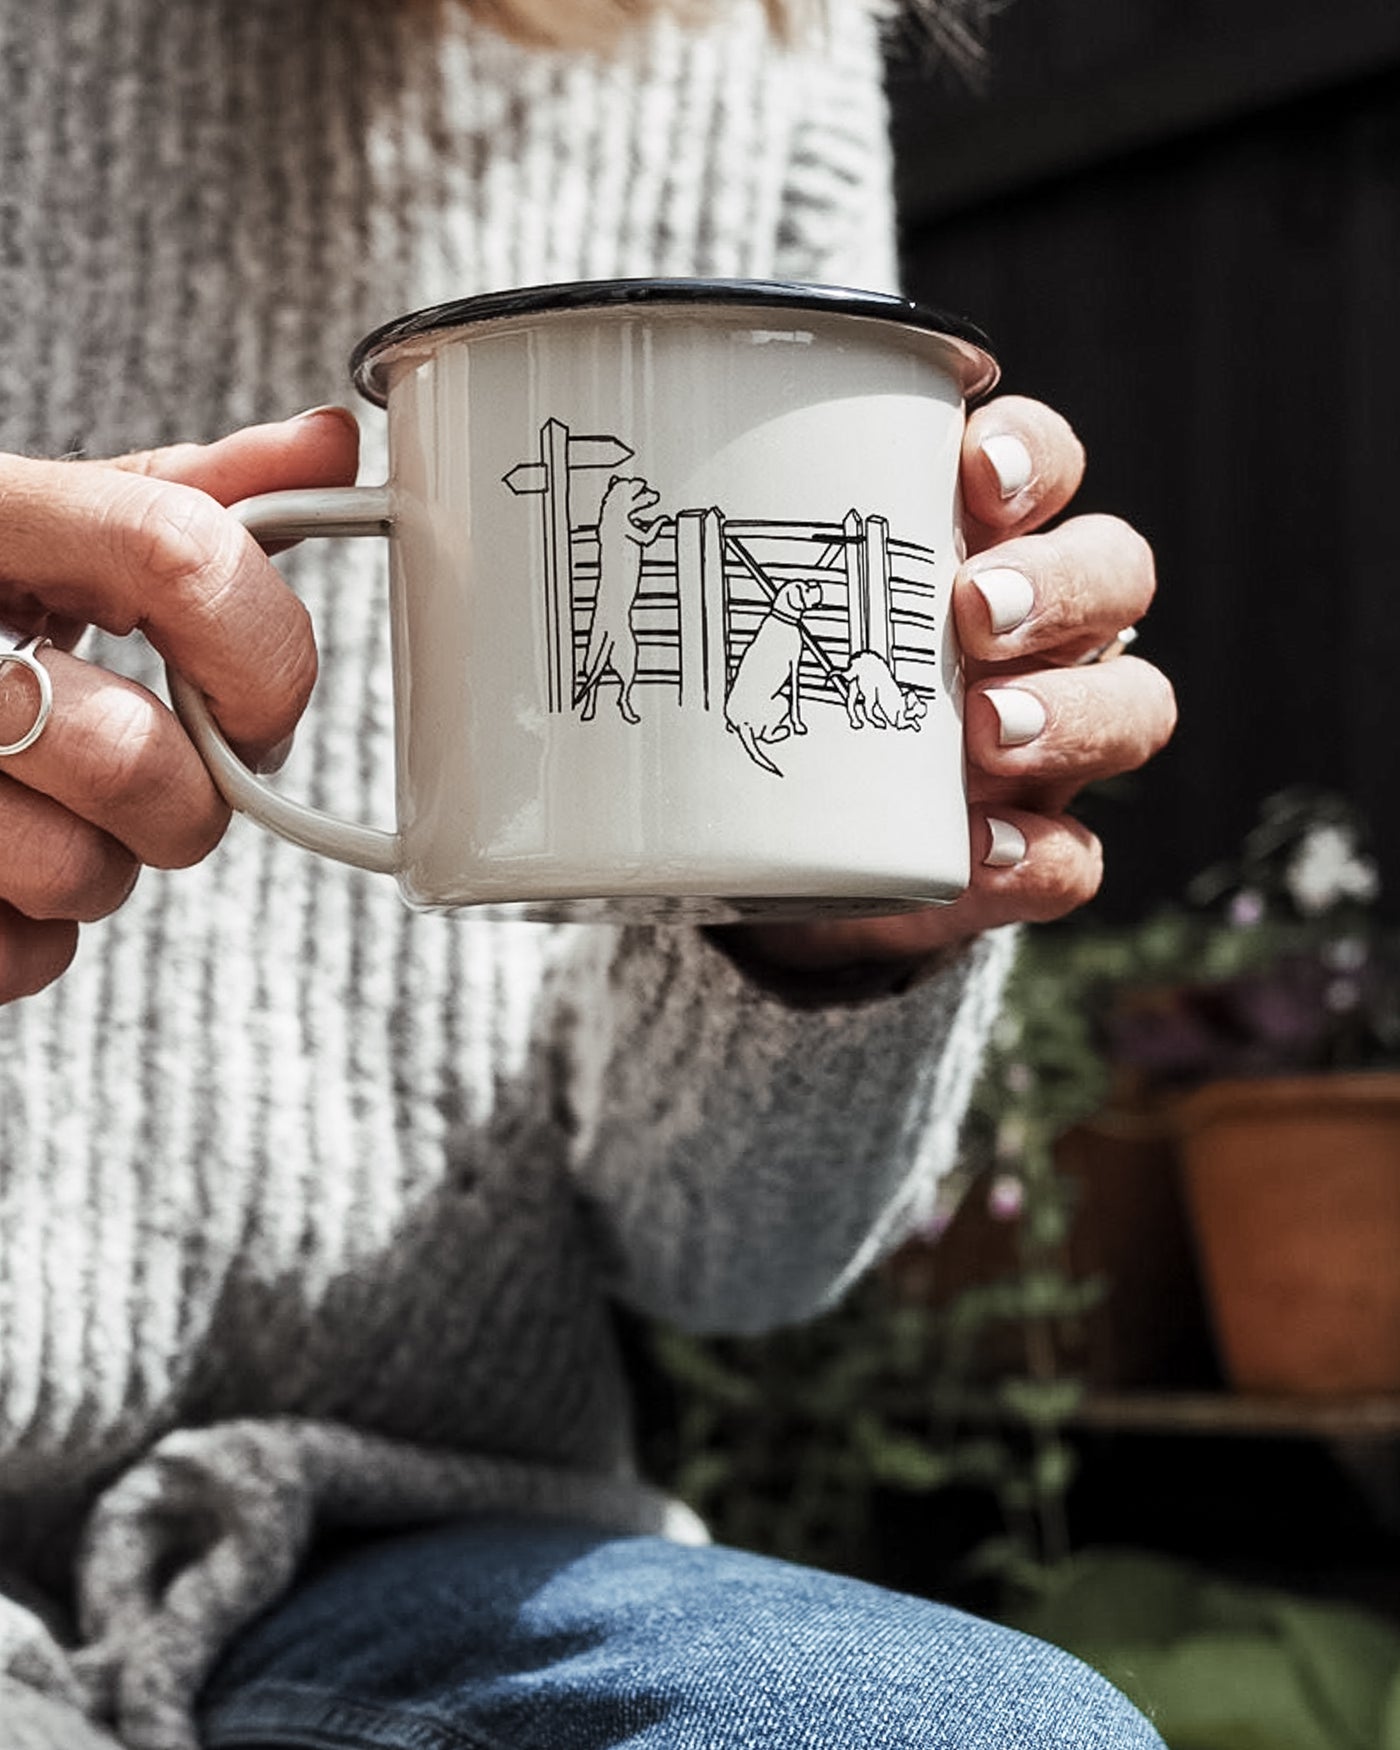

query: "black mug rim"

left=349, top=277, right=999, bottom=407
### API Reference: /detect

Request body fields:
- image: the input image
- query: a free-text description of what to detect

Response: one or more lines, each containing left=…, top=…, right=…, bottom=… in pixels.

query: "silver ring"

left=1077, top=625, right=1139, bottom=666
left=0, top=634, right=55, bottom=757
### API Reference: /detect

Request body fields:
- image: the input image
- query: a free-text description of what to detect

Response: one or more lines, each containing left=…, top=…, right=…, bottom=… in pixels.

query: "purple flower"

left=987, top=1174, right=1025, bottom=1223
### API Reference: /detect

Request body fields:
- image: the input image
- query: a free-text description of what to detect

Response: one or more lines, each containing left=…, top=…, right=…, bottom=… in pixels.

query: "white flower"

left=1286, top=825, right=1380, bottom=916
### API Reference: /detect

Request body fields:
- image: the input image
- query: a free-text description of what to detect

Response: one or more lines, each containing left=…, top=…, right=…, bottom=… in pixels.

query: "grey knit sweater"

left=0, top=4, right=1012, bottom=1747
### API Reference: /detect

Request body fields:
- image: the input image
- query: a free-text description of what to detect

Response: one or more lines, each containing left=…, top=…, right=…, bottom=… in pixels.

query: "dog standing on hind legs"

left=575, top=475, right=663, bottom=724
left=724, top=578, right=823, bottom=775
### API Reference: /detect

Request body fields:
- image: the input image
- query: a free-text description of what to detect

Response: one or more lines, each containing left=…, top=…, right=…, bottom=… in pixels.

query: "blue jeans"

left=199, top=1514, right=1163, bottom=1749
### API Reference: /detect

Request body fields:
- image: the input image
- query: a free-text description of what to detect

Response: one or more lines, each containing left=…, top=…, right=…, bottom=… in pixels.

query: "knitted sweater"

left=0, top=4, right=1012, bottom=1747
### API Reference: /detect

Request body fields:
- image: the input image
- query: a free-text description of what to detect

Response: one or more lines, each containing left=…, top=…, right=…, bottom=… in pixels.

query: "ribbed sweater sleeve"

left=563, top=926, right=1013, bottom=1332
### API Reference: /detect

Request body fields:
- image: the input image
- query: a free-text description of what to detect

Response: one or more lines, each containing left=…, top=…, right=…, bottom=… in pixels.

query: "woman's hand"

left=727, top=394, right=1177, bottom=980
left=0, top=408, right=360, bottom=1004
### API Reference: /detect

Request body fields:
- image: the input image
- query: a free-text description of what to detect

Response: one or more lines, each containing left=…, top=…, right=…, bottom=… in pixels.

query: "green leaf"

left=997, top=1377, right=1084, bottom=1428
left=1033, top=1441, right=1077, bottom=1497
left=852, top=1414, right=953, bottom=1491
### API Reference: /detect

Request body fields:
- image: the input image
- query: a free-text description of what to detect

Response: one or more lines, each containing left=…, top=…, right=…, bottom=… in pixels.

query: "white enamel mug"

left=169, top=280, right=998, bottom=922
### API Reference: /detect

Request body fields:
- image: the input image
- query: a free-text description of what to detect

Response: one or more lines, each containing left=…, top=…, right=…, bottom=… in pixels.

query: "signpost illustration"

left=504, top=418, right=635, bottom=711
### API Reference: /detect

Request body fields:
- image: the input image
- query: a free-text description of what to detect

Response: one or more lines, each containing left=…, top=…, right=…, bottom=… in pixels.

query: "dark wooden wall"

left=891, top=0, right=1400, bottom=919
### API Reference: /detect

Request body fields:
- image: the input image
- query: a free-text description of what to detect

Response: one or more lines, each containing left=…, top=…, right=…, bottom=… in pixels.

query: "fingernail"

left=987, top=687, right=1046, bottom=746
left=255, top=732, right=295, bottom=775
left=984, top=817, right=1028, bottom=868
left=291, top=403, right=359, bottom=435
left=970, top=567, right=1034, bottom=634
left=981, top=434, right=1034, bottom=499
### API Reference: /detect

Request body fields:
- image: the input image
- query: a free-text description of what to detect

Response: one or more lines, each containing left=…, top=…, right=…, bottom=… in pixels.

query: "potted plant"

left=1096, top=789, right=1400, bottom=1396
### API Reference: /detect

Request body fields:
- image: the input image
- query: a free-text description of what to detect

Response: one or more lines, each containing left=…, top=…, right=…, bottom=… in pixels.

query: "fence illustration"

left=561, top=512, right=942, bottom=709
left=505, top=419, right=944, bottom=722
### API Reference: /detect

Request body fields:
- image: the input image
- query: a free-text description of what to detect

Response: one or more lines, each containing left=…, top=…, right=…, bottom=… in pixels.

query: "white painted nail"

left=984, top=817, right=1028, bottom=868
left=982, top=433, right=1034, bottom=499
left=987, top=687, right=1047, bottom=746
left=970, top=568, right=1035, bottom=634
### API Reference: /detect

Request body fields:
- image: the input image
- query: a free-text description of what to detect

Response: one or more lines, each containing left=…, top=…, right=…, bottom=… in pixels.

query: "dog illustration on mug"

left=841, top=649, right=927, bottom=732
left=724, top=578, right=823, bottom=776
left=575, top=475, right=663, bottom=723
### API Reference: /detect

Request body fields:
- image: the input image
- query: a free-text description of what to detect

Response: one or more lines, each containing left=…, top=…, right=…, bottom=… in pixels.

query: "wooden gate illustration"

left=504, top=418, right=943, bottom=719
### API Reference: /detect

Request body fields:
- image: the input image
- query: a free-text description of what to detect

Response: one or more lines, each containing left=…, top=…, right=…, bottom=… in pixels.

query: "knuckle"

left=1055, top=697, right=1110, bottom=781
left=71, top=683, right=229, bottom=867
left=73, top=684, right=170, bottom=815
left=1035, top=529, right=1084, bottom=621
left=1028, top=662, right=1177, bottom=781
left=113, top=479, right=246, bottom=618
left=1044, top=514, right=1157, bottom=627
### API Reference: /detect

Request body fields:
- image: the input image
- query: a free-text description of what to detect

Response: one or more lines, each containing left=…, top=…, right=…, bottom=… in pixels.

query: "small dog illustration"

left=575, top=475, right=663, bottom=723
left=842, top=649, right=928, bottom=731
left=724, top=578, right=823, bottom=776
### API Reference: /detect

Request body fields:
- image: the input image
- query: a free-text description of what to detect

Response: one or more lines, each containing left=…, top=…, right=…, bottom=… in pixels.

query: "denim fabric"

left=199, top=1514, right=1164, bottom=1750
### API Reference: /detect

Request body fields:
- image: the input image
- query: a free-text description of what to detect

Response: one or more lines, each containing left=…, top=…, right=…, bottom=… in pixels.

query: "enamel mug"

left=169, top=279, right=999, bottom=921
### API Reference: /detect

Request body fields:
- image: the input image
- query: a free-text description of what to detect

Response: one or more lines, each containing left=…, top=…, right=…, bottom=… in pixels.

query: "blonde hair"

left=465, top=0, right=988, bottom=67
left=468, top=0, right=807, bottom=48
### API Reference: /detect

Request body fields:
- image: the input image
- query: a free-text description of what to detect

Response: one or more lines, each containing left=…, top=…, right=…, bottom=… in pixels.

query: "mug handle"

left=166, top=484, right=402, bottom=876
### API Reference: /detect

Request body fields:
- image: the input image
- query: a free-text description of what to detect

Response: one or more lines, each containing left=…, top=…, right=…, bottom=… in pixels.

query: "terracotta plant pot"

left=1177, top=1073, right=1400, bottom=1395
